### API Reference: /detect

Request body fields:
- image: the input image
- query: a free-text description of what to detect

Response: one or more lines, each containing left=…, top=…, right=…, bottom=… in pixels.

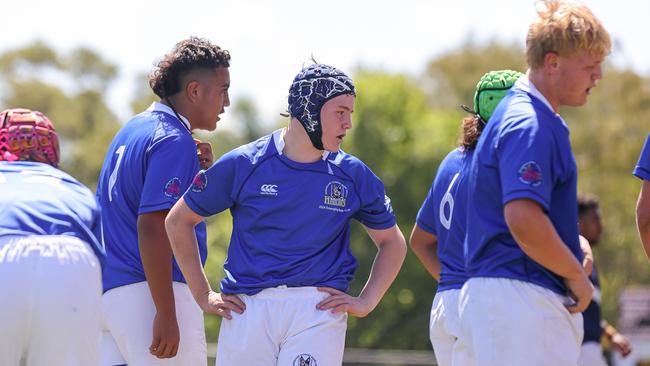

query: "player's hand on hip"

left=199, top=290, right=245, bottom=320
left=316, top=287, right=373, bottom=318
left=150, top=312, right=180, bottom=359
left=564, top=273, right=594, bottom=313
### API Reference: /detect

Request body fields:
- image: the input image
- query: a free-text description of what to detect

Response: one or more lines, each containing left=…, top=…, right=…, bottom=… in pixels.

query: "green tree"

left=343, top=69, right=462, bottom=349
left=0, top=41, right=120, bottom=187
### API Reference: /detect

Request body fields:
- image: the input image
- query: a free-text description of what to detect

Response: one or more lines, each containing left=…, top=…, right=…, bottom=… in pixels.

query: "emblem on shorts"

left=518, top=161, right=542, bottom=186
left=293, top=354, right=317, bottom=366
left=260, top=184, right=278, bottom=196
left=164, top=177, right=182, bottom=199
left=191, top=171, right=208, bottom=192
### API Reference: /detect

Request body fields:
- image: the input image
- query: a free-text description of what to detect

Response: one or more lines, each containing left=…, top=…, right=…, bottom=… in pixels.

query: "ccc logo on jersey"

left=260, top=184, right=278, bottom=196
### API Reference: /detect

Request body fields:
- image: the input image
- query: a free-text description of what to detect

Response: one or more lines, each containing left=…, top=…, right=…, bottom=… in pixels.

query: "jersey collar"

left=147, top=102, right=192, bottom=132
left=273, top=129, right=330, bottom=160
left=516, top=75, right=556, bottom=115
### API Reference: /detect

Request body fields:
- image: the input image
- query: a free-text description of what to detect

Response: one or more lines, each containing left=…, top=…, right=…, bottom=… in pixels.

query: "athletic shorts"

left=0, top=235, right=102, bottom=366
left=578, top=341, right=608, bottom=366
left=430, top=288, right=474, bottom=366
left=459, top=277, right=583, bottom=366
left=216, top=286, right=347, bottom=366
left=100, top=281, right=206, bottom=366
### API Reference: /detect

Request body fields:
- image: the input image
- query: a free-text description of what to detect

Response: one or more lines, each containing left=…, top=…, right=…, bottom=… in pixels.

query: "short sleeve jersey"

left=96, top=102, right=207, bottom=292
left=416, top=148, right=471, bottom=291
left=0, top=161, right=104, bottom=264
left=465, top=76, right=583, bottom=295
left=633, top=133, right=650, bottom=181
left=183, top=130, right=396, bottom=295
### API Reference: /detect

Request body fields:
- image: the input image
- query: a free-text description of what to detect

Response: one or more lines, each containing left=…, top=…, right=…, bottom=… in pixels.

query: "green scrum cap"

left=466, top=69, right=524, bottom=123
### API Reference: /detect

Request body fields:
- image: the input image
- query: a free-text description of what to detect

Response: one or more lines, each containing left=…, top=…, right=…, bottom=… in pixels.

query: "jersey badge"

left=164, top=177, right=182, bottom=199
left=191, top=171, right=208, bottom=192
left=518, top=161, right=542, bottom=186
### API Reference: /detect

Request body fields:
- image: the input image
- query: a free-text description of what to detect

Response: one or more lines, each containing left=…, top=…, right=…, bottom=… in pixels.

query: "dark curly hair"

left=149, top=37, right=231, bottom=98
left=458, top=115, right=484, bottom=151
left=578, top=193, right=600, bottom=217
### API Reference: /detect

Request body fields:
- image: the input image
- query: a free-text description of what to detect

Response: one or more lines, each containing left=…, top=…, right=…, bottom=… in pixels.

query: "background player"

left=577, top=193, right=632, bottom=366
left=166, top=63, right=407, bottom=365
left=410, top=69, right=522, bottom=366
left=0, top=108, right=104, bottom=365
left=96, top=37, right=230, bottom=365
left=634, top=134, right=650, bottom=260
left=459, top=1, right=611, bottom=365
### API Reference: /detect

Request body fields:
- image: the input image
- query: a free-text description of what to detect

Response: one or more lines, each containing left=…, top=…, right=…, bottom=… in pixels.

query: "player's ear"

left=185, top=80, right=201, bottom=103
left=543, top=52, right=560, bottom=74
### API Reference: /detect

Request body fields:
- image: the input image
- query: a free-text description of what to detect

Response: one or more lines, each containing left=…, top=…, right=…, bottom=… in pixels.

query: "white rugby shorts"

left=216, top=286, right=347, bottom=366
left=0, top=235, right=102, bottom=366
left=100, top=281, right=206, bottom=366
left=458, top=277, right=583, bottom=366
left=430, top=288, right=475, bottom=366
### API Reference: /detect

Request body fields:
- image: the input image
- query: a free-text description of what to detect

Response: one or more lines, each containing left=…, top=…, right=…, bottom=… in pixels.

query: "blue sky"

left=2, top=0, right=648, bottom=127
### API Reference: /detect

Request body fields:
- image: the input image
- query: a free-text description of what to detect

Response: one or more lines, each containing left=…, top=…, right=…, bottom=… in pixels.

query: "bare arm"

left=317, top=224, right=407, bottom=317
left=636, top=180, right=650, bottom=261
left=602, top=319, right=633, bottom=357
left=504, top=199, right=592, bottom=313
left=579, top=235, right=593, bottom=276
left=409, top=224, right=441, bottom=281
left=165, top=198, right=244, bottom=319
left=138, top=211, right=179, bottom=358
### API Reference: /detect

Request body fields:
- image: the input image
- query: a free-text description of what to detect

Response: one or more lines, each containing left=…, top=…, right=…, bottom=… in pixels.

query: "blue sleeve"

left=634, top=134, right=650, bottom=181
left=183, top=151, right=238, bottom=217
left=139, top=134, right=198, bottom=214
left=497, top=119, right=557, bottom=211
left=415, top=184, right=437, bottom=235
left=353, top=167, right=396, bottom=229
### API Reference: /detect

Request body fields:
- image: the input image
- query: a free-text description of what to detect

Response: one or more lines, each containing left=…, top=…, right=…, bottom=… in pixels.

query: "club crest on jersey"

left=191, top=171, right=208, bottom=192
left=293, top=354, right=317, bottom=366
left=323, top=181, right=348, bottom=208
left=518, top=161, right=542, bottom=186
left=164, top=177, right=182, bottom=199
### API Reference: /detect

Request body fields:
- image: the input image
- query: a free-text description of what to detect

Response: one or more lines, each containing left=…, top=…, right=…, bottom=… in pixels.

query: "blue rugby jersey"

left=96, top=102, right=207, bottom=292
left=416, top=148, right=471, bottom=291
left=465, top=76, right=583, bottom=295
left=183, top=130, right=396, bottom=295
left=0, top=161, right=104, bottom=263
left=634, top=133, right=650, bottom=181
left=582, top=263, right=603, bottom=343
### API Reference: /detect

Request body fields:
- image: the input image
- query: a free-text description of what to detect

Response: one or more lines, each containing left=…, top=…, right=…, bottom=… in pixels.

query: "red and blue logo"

left=164, top=177, right=182, bottom=199
left=518, top=161, right=542, bottom=186
left=191, top=171, right=208, bottom=193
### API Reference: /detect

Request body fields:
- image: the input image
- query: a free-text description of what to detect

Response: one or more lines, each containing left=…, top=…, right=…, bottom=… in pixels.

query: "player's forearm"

left=409, top=225, right=441, bottom=281
left=165, top=202, right=212, bottom=302
left=359, top=228, right=407, bottom=312
left=138, top=212, right=176, bottom=317
left=504, top=199, right=585, bottom=280
left=636, top=183, right=650, bottom=261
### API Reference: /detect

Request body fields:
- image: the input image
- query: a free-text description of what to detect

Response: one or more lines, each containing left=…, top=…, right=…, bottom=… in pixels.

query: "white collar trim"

left=147, top=102, right=191, bottom=131
left=273, top=129, right=330, bottom=160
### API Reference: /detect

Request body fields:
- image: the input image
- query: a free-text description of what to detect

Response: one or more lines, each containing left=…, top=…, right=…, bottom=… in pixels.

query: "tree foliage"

left=2, top=40, right=649, bottom=351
